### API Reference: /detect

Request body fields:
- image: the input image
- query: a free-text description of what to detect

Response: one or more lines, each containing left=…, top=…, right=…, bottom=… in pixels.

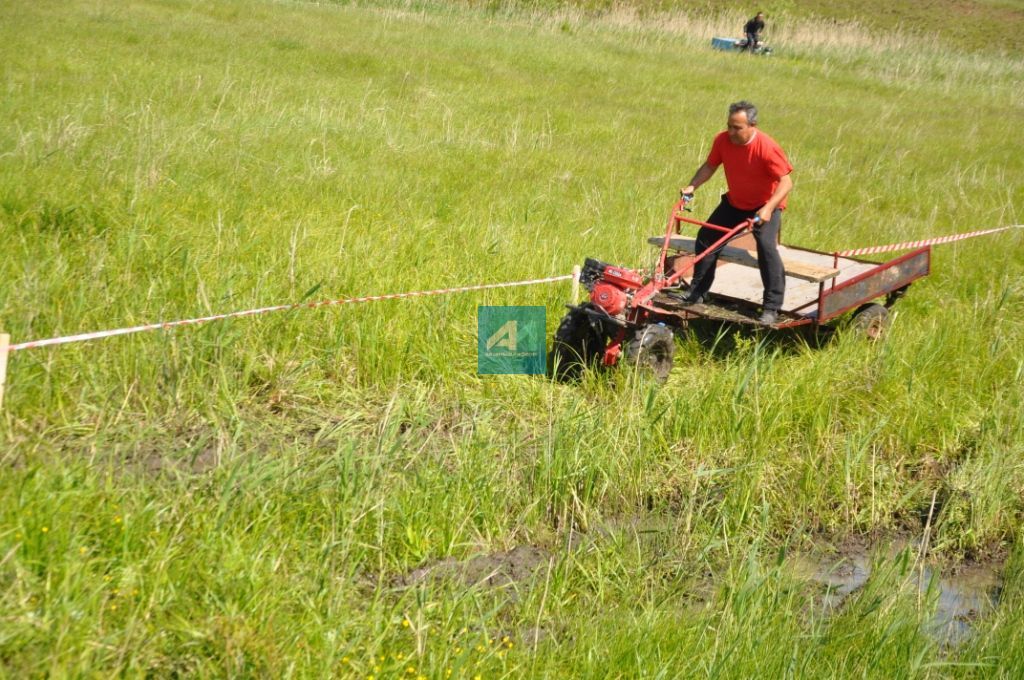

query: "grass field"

left=2, top=0, right=1023, bottom=675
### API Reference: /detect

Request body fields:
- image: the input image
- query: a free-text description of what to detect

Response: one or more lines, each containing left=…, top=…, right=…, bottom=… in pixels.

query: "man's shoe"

left=662, top=285, right=703, bottom=305
left=660, top=285, right=687, bottom=300
left=758, top=309, right=779, bottom=325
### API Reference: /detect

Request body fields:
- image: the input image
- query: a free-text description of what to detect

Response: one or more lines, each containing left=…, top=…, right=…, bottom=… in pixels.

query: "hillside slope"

left=369, top=0, right=1024, bottom=52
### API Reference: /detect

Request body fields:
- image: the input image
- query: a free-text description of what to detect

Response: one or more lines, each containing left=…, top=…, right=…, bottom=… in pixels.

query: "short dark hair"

left=729, top=100, right=758, bottom=125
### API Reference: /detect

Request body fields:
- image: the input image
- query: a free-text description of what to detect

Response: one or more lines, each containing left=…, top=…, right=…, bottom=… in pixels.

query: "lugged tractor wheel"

left=624, top=324, right=675, bottom=382
left=549, top=306, right=606, bottom=381
left=852, top=303, right=890, bottom=340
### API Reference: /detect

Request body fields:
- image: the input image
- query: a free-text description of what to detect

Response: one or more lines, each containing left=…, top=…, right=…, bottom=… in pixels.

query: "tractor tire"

left=624, top=324, right=676, bottom=382
left=852, top=303, right=890, bottom=340
left=550, top=306, right=606, bottom=381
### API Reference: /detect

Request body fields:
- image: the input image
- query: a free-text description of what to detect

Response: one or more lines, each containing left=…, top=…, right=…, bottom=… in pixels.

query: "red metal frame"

left=641, top=199, right=755, bottom=305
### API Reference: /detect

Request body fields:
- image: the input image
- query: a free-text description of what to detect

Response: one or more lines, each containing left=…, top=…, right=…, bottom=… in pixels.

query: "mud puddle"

left=788, top=542, right=1002, bottom=647
left=923, top=562, right=1002, bottom=646
left=397, top=545, right=549, bottom=591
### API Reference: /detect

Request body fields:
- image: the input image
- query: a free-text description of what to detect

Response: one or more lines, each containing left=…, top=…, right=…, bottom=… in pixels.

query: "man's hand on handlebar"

left=754, top=205, right=773, bottom=227
left=678, top=188, right=695, bottom=212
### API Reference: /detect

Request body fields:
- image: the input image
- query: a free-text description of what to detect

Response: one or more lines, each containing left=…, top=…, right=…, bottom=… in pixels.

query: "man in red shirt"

left=679, top=101, right=793, bottom=325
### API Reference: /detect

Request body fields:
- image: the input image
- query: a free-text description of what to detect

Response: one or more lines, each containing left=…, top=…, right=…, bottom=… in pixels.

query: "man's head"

left=727, top=101, right=758, bottom=145
left=756, top=12, right=764, bottom=20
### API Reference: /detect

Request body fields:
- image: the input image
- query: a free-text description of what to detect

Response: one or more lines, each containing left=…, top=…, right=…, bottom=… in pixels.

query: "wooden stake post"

left=0, top=333, right=9, bottom=412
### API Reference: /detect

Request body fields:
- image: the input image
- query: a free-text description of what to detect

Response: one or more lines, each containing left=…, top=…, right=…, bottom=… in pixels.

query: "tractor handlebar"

left=677, top=191, right=694, bottom=212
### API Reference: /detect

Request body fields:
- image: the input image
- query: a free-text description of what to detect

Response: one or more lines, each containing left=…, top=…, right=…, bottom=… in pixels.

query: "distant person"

left=743, top=12, right=765, bottom=51
left=678, top=100, right=793, bottom=325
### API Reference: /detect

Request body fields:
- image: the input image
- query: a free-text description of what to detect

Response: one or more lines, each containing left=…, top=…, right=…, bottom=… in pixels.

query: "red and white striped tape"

left=5, top=223, right=1022, bottom=353
left=8, top=274, right=572, bottom=352
left=837, top=224, right=1022, bottom=257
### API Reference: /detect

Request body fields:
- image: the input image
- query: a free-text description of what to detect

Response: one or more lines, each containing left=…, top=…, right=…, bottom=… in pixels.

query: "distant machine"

left=711, top=36, right=773, bottom=55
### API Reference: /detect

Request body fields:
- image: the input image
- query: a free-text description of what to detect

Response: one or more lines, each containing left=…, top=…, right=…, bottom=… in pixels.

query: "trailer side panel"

left=819, top=247, right=930, bottom=323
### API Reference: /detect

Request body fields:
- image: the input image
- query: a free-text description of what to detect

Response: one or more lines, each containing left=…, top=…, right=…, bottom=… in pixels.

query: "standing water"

left=788, top=541, right=1002, bottom=647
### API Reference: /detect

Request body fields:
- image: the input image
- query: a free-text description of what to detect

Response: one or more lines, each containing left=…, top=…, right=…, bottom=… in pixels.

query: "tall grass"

left=1, top=0, right=1023, bottom=674
left=316, top=0, right=1024, bottom=54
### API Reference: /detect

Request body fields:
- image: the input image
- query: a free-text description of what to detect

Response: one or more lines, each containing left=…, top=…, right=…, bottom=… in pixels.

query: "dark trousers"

left=689, top=195, right=785, bottom=311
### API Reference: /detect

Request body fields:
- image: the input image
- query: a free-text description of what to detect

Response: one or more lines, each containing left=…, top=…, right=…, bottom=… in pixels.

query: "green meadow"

left=1, top=0, right=1023, bottom=675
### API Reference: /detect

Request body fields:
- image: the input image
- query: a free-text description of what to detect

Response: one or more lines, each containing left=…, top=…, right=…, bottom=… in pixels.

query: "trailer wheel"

left=852, top=303, right=889, bottom=340
left=625, top=324, right=675, bottom=382
left=550, top=307, right=605, bottom=381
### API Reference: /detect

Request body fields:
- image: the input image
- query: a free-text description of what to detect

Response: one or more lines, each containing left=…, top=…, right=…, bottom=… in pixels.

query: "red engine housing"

left=591, top=282, right=629, bottom=316
left=589, top=266, right=643, bottom=317
left=602, top=267, right=644, bottom=289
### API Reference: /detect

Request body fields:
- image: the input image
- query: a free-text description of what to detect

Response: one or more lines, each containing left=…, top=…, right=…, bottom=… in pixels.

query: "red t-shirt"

left=706, top=130, right=793, bottom=210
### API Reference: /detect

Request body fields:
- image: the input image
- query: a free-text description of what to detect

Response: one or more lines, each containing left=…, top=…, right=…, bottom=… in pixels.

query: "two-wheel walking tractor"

left=550, top=198, right=931, bottom=380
